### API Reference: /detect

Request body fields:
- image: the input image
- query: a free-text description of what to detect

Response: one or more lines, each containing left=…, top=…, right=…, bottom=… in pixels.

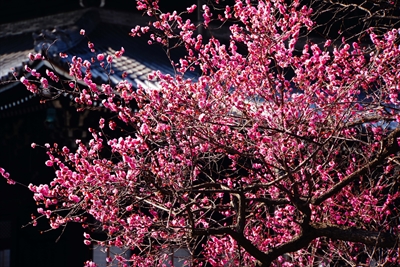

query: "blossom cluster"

left=3, top=0, right=400, bottom=266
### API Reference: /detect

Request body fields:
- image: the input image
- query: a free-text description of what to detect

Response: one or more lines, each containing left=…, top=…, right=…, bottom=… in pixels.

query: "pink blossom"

left=108, top=120, right=116, bottom=130
left=31, top=69, right=40, bottom=78
left=45, top=160, right=53, bottom=167
left=69, top=195, right=80, bottom=203
left=20, top=76, right=29, bottom=85
left=34, top=53, right=43, bottom=60
left=126, top=205, right=133, bottom=212
left=40, top=77, right=48, bottom=88
left=84, top=261, right=97, bottom=267
left=187, top=4, right=197, bottom=13
left=114, top=47, right=125, bottom=58
left=140, top=123, right=150, bottom=135
left=97, top=53, right=105, bottom=61
left=106, top=55, right=113, bottom=63
left=198, top=113, right=207, bottom=122
left=46, top=69, right=59, bottom=82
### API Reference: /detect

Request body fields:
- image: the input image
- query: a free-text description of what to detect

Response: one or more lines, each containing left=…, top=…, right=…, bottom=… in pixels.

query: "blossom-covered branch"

left=2, top=0, right=400, bottom=266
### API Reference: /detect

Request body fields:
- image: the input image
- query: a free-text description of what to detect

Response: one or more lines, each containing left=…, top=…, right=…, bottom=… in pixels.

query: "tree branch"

left=249, top=197, right=290, bottom=206
left=312, top=223, right=399, bottom=248
left=226, top=229, right=270, bottom=267
left=261, top=223, right=399, bottom=266
left=311, top=126, right=400, bottom=205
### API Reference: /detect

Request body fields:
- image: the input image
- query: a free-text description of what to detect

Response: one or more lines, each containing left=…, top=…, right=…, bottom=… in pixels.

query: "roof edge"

left=0, top=8, right=92, bottom=38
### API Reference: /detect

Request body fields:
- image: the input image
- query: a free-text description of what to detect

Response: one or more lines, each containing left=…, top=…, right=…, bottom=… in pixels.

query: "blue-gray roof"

left=0, top=8, right=198, bottom=114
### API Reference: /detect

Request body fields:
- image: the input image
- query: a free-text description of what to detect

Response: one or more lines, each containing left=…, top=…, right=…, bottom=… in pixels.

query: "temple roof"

left=0, top=8, right=198, bottom=115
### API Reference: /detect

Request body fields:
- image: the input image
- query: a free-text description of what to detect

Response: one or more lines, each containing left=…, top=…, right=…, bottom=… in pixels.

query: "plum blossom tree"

left=2, top=0, right=400, bottom=266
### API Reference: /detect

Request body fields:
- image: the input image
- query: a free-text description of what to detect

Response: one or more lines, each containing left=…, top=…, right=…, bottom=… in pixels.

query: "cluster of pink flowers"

left=0, top=168, right=14, bottom=185
left=2, top=0, right=400, bottom=266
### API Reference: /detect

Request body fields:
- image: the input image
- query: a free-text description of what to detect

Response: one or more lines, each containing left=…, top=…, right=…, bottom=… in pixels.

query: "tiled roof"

left=0, top=9, right=89, bottom=38
left=0, top=8, right=198, bottom=114
left=59, top=22, right=197, bottom=89
left=0, top=33, right=34, bottom=79
left=0, top=9, right=99, bottom=85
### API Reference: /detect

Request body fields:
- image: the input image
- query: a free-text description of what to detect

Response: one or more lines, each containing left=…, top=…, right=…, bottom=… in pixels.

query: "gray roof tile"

left=0, top=9, right=198, bottom=112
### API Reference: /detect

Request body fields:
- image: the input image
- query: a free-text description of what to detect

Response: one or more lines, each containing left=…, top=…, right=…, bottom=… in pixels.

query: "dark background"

left=0, top=0, right=198, bottom=24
